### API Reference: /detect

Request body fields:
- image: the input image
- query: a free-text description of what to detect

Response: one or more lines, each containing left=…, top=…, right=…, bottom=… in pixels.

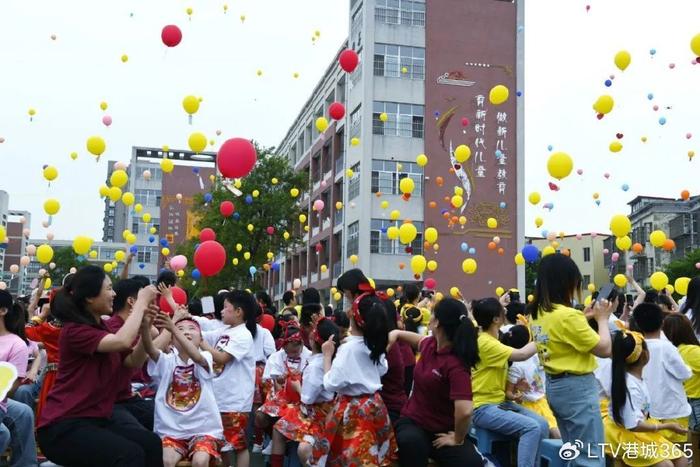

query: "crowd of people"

left=0, top=253, right=699, bottom=467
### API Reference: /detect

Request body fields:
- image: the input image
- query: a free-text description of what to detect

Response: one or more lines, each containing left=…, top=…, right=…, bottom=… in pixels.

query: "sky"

left=1, top=0, right=699, bottom=242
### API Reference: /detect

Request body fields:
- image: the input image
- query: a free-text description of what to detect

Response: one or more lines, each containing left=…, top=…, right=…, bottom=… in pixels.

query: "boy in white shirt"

left=142, top=313, right=224, bottom=467
left=633, top=302, right=692, bottom=443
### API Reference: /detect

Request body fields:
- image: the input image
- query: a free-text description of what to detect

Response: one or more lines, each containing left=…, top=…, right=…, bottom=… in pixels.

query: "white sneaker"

left=252, top=443, right=263, bottom=453
left=262, top=442, right=273, bottom=456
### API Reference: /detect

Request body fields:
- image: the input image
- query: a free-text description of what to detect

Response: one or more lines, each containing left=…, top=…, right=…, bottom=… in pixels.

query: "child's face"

left=176, top=321, right=202, bottom=347
left=222, top=299, right=242, bottom=325
left=285, top=341, right=303, bottom=359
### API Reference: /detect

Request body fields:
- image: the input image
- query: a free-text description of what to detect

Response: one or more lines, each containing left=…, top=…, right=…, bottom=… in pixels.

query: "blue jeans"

left=11, top=372, right=44, bottom=410
left=689, top=398, right=700, bottom=432
left=472, top=401, right=548, bottom=467
left=0, top=422, right=9, bottom=453
left=2, top=399, right=37, bottom=466
left=546, top=373, right=605, bottom=467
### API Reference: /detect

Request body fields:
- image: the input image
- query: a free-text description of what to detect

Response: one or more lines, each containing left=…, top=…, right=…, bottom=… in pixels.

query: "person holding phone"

left=529, top=253, right=613, bottom=467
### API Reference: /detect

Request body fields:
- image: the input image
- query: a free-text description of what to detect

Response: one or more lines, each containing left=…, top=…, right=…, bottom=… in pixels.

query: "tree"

left=49, top=247, right=88, bottom=284
left=665, top=248, right=700, bottom=284
left=525, top=259, right=539, bottom=297
left=176, top=146, right=309, bottom=296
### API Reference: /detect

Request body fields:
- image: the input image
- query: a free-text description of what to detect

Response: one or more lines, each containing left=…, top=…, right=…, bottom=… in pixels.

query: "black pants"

left=404, top=365, right=415, bottom=395
left=395, top=417, right=483, bottom=467
left=116, top=396, right=155, bottom=431
left=37, top=409, right=163, bottom=467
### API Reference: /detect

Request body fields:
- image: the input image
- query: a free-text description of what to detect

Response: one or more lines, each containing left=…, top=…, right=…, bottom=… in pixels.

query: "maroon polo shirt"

left=104, top=314, right=151, bottom=401
left=399, top=340, right=416, bottom=367
left=380, top=342, right=407, bottom=414
left=400, top=336, right=473, bottom=433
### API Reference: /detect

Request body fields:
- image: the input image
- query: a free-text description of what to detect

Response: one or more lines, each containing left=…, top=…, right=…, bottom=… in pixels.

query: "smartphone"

left=420, top=289, right=435, bottom=299
left=625, top=294, right=634, bottom=305
left=596, top=283, right=616, bottom=304
left=508, top=290, right=520, bottom=303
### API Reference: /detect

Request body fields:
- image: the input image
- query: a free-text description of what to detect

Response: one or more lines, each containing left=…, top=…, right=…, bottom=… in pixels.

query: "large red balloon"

left=161, top=25, right=182, bottom=47
left=199, top=228, right=216, bottom=242
left=217, top=138, right=257, bottom=179
left=219, top=201, right=235, bottom=217
left=159, top=286, right=187, bottom=315
left=339, top=49, right=359, bottom=73
left=328, top=102, right=346, bottom=120
left=194, top=241, right=226, bottom=277
left=424, top=278, right=437, bottom=290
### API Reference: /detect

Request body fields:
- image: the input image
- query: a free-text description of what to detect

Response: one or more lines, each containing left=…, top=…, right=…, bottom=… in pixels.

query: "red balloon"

left=339, top=49, right=359, bottom=73
left=219, top=201, right=235, bottom=217
left=161, top=25, right=182, bottom=47
left=217, top=138, right=257, bottom=179
left=159, top=286, right=187, bottom=315
left=194, top=240, right=226, bottom=277
left=461, top=117, right=469, bottom=127
left=328, top=102, right=345, bottom=120
left=424, top=278, right=437, bottom=290
left=199, top=228, right=216, bottom=242
left=315, top=243, right=323, bottom=252
left=266, top=226, right=275, bottom=235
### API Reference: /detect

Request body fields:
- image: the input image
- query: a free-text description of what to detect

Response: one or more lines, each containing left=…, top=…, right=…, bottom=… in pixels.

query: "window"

left=135, top=189, right=160, bottom=206
left=583, top=275, right=591, bottom=287
left=371, top=160, right=423, bottom=196
left=132, top=220, right=139, bottom=234
left=347, top=221, right=359, bottom=256
left=370, top=219, right=423, bottom=255
left=373, top=101, right=424, bottom=138
left=348, top=163, right=361, bottom=200
left=375, top=0, right=425, bottom=26
left=583, top=247, right=591, bottom=262
left=374, top=44, right=425, bottom=80
left=350, top=105, right=362, bottom=138
left=137, top=247, right=158, bottom=264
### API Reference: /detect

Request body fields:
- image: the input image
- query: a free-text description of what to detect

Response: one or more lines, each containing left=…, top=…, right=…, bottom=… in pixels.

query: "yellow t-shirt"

left=530, top=304, right=600, bottom=375
left=472, top=332, right=513, bottom=408
left=678, top=344, right=700, bottom=398
left=419, top=308, right=431, bottom=327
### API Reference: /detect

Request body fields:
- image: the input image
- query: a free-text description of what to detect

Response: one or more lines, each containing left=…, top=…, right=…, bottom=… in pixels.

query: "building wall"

left=529, top=235, right=610, bottom=289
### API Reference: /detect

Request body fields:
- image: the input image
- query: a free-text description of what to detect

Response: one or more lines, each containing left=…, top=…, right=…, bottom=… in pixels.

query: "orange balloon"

left=443, top=196, right=450, bottom=203
left=435, top=176, right=444, bottom=187
left=488, top=241, right=497, bottom=250
left=375, top=192, right=383, bottom=198
left=398, top=263, right=405, bottom=270
left=451, top=216, right=458, bottom=223
left=681, top=190, right=690, bottom=200
left=448, top=167, right=455, bottom=174
left=442, top=212, right=450, bottom=219
left=497, top=248, right=505, bottom=255
left=424, top=241, right=430, bottom=250
left=632, top=243, right=643, bottom=253
left=429, top=201, right=437, bottom=208
left=396, top=286, right=403, bottom=292
left=561, top=248, right=571, bottom=256
left=662, top=239, right=676, bottom=251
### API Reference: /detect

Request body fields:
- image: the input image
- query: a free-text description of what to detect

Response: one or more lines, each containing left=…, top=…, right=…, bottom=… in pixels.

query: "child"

left=633, top=303, right=692, bottom=443
left=200, top=290, right=257, bottom=467
left=604, top=330, right=688, bottom=465
left=143, top=313, right=224, bottom=467
left=251, top=310, right=276, bottom=451
left=662, top=314, right=700, bottom=432
left=502, top=325, right=560, bottom=439
left=273, top=318, right=340, bottom=467
left=314, top=286, right=397, bottom=466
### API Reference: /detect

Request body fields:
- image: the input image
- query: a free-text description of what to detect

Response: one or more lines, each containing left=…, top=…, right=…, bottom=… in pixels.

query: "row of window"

left=372, top=102, right=424, bottom=138
left=371, top=160, right=423, bottom=197
left=375, top=0, right=425, bottom=27
left=346, top=219, right=424, bottom=257
left=374, top=44, right=425, bottom=80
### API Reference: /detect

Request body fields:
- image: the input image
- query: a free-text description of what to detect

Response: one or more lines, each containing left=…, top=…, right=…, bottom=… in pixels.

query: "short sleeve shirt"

left=0, top=334, right=28, bottom=412
left=679, top=344, right=700, bottom=398
left=472, top=333, right=513, bottom=408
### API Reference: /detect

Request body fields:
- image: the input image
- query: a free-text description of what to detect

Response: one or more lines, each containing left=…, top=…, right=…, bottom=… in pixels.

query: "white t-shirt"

left=301, top=353, right=335, bottom=405
left=507, top=354, right=546, bottom=402
left=642, top=337, right=692, bottom=419
left=323, top=335, right=388, bottom=396
left=203, top=324, right=255, bottom=413
left=263, top=346, right=312, bottom=380
left=594, top=356, right=612, bottom=399
left=193, top=316, right=226, bottom=332
left=608, top=373, right=649, bottom=430
left=252, top=325, right=276, bottom=364
left=148, top=350, right=224, bottom=440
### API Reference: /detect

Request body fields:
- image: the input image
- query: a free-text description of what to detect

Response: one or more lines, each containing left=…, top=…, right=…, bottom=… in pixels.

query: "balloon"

left=662, top=239, right=676, bottom=252
left=522, top=245, right=539, bottom=263
left=194, top=241, right=226, bottom=276
left=454, top=144, right=471, bottom=163
left=328, top=102, right=345, bottom=120
left=387, top=226, right=399, bottom=240
left=313, top=199, right=325, bottom=211
left=43, top=166, right=58, bottom=181
left=315, top=117, right=329, bottom=133
left=43, top=198, right=60, bottom=215
left=72, top=236, right=93, bottom=255
left=220, top=201, right=235, bottom=217
left=489, top=85, right=509, bottom=105
left=86, top=136, right=106, bottom=157
left=36, top=244, right=53, bottom=264
left=592, top=95, right=614, bottom=115
left=399, top=177, right=415, bottom=194
left=451, top=195, right=463, bottom=208
left=249, top=266, right=257, bottom=277
left=424, top=227, right=438, bottom=244
left=542, top=246, right=555, bottom=257
left=416, top=154, right=428, bottom=167
left=462, top=258, right=477, bottom=274
left=199, top=228, right=216, bottom=242
left=389, top=210, right=400, bottom=221
left=410, top=255, right=427, bottom=275
left=514, top=253, right=525, bottom=266
left=547, top=152, right=573, bottom=180
left=217, top=138, right=257, bottom=179
left=609, top=141, right=622, bottom=153
left=535, top=217, right=543, bottom=228
left=141, top=212, right=152, bottom=223
left=350, top=254, right=358, bottom=265
left=675, top=277, right=691, bottom=296
left=20, top=256, right=30, bottom=267
left=399, top=223, right=417, bottom=244
left=290, top=188, right=300, bottom=197
left=487, top=218, right=498, bottom=229
left=692, top=33, right=700, bottom=56
left=681, top=190, right=691, bottom=200
left=299, top=214, right=307, bottom=223
left=182, top=95, right=199, bottom=115
left=70, top=152, right=78, bottom=160
left=26, top=244, right=37, bottom=256
left=188, top=132, right=207, bottom=153
left=339, top=49, right=359, bottom=72
left=162, top=25, right=183, bottom=47
left=170, top=255, right=188, bottom=271
left=649, top=272, right=669, bottom=291
left=161, top=158, right=174, bottom=173
left=101, top=115, right=113, bottom=127
left=115, top=251, right=126, bottom=262
left=335, top=201, right=343, bottom=210
left=528, top=192, right=541, bottom=205
left=615, top=236, right=632, bottom=251
left=649, top=230, right=666, bottom=248
left=614, top=50, right=631, bottom=71
left=104, top=263, right=114, bottom=273
left=159, top=286, right=187, bottom=315
left=613, top=274, right=627, bottom=288
left=427, top=260, right=438, bottom=272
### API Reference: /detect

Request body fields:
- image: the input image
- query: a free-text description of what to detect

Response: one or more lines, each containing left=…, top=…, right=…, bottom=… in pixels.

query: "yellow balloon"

left=410, top=255, right=427, bottom=275
left=386, top=288, right=395, bottom=297
left=44, top=278, right=52, bottom=289
left=100, top=101, right=108, bottom=111
left=290, top=188, right=299, bottom=197
left=283, top=231, right=290, bottom=240
left=692, top=33, right=700, bottom=56
left=161, top=158, right=174, bottom=173
left=649, top=230, right=666, bottom=248
left=183, top=96, right=199, bottom=115
left=454, top=187, right=464, bottom=196
left=134, top=203, right=143, bottom=213
left=454, top=145, right=471, bottom=163
left=271, top=177, right=278, bottom=185
left=614, top=50, right=631, bottom=71
left=542, top=246, right=555, bottom=257
left=487, top=218, right=498, bottom=229
left=399, top=177, right=415, bottom=194
left=89, top=250, right=98, bottom=259
left=236, top=243, right=243, bottom=252
left=315, top=117, right=329, bottom=133
left=390, top=210, right=400, bottom=221
left=535, top=217, right=543, bottom=228
left=450, top=287, right=460, bottom=298
left=609, top=214, right=632, bottom=237
left=244, top=252, right=251, bottom=260
left=177, top=270, right=185, bottom=278
left=387, top=226, right=399, bottom=240
left=427, top=260, right=438, bottom=272
left=489, top=85, right=509, bottom=105
left=416, top=154, right=428, bottom=167
left=43, top=199, right=60, bottom=215
left=247, top=224, right=254, bottom=232
left=451, top=195, right=463, bottom=208
left=299, top=214, right=307, bottom=223
left=381, top=200, right=389, bottom=209
left=528, top=192, right=541, bottom=205
left=345, top=169, right=354, bottom=178
left=459, top=216, right=467, bottom=225
left=609, top=141, right=623, bottom=153
left=335, top=201, right=343, bottom=210
left=615, top=236, right=632, bottom=251
left=232, top=258, right=239, bottom=266
left=462, top=258, right=477, bottom=274
left=334, top=292, right=342, bottom=301
left=70, top=152, right=78, bottom=160
left=161, top=247, right=170, bottom=256
left=649, top=272, right=669, bottom=291
left=86, top=136, right=106, bottom=157
left=126, top=233, right=136, bottom=244
left=188, top=132, right=207, bottom=153
left=399, top=223, right=417, bottom=244
left=350, top=254, right=358, bottom=265
left=110, top=169, right=128, bottom=188
left=675, top=277, right=691, bottom=296
left=350, top=137, right=360, bottom=146
left=588, top=283, right=596, bottom=293
left=584, top=295, right=592, bottom=306
left=424, top=227, right=438, bottom=244
left=514, top=253, right=525, bottom=266
left=149, top=227, right=157, bottom=234
left=252, top=190, right=260, bottom=198
left=614, top=274, right=627, bottom=288
left=121, top=54, right=128, bottom=63
left=104, top=263, right=114, bottom=273
left=121, top=192, right=135, bottom=206
left=36, top=244, right=54, bottom=264
left=547, top=152, right=574, bottom=180
left=115, top=251, right=126, bottom=262
left=379, top=112, right=388, bottom=122
left=593, top=95, right=614, bottom=115
left=495, top=287, right=505, bottom=297
left=43, top=166, right=58, bottom=181
left=142, top=213, right=152, bottom=223
left=665, top=285, right=675, bottom=295
left=122, top=230, right=131, bottom=240
left=0, top=226, right=5, bottom=243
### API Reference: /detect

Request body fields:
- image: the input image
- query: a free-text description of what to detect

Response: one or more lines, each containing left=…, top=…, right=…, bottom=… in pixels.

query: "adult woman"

left=391, top=298, right=483, bottom=466
left=529, top=253, right=613, bottom=466
left=681, top=277, right=700, bottom=339
left=36, top=265, right=162, bottom=467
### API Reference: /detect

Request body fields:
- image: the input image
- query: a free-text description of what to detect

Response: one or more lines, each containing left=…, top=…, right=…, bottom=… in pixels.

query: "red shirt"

left=380, top=343, right=407, bottom=413
left=25, top=321, right=61, bottom=364
left=104, top=314, right=151, bottom=401
left=399, top=340, right=416, bottom=367
left=39, top=321, right=128, bottom=427
left=259, top=314, right=275, bottom=333
left=401, top=336, right=472, bottom=433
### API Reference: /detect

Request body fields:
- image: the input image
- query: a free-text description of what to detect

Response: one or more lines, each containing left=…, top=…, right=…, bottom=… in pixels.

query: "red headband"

left=310, top=317, right=327, bottom=346
left=280, top=321, right=302, bottom=345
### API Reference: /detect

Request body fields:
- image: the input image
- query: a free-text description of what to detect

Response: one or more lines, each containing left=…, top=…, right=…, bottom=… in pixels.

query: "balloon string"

left=198, top=174, right=204, bottom=190
left=189, top=115, right=192, bottom=125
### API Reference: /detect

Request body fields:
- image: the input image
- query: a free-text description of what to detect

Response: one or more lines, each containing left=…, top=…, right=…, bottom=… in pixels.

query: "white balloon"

left=20, top=256, right=30, bottom=266
left=38, top=268, right=47, bottom=276
left=19, top=216, right=26, bottom=224
left=46, top=232, right=54, bottom=241
left=292, top=278, right=301, bottom=289
left=22, top=228, right=30, bottom=237
left=9, top=264, right=19, bottom=274
left=143, top=170, right=152, bottom=181
left=69, top=267, right=77, bottom=274
left=114, top=161, right=127, bottom=170
left=0, top=282, right=6, bottom=290
left=49, top=262, right=56, bottom=270
left=26, top=244, right=36, bottom=256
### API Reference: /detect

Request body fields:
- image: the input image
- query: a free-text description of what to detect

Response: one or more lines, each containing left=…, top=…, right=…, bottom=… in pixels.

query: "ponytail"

left=610, top=332, right=629, bottom=425
left=50, top=266, right=105, bottom=325
left=353, top=294, right=388, bottom=364
left=225, top=290, right=258, bottom=339
left=435, top=298, right=479, bottom=368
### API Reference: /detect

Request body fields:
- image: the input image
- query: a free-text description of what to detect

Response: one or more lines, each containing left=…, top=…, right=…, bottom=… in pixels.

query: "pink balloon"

left=266, top=226, right=275, bottom=235
left=696, top=262, right=700, bottom=269
left=576, top=169, right=583, bottom=175
left=170, top=255, right=188, bottom=271
left=575, top=233, right=582, bottom=240
left=611, top=252, right=620, bottom=262
left=102, top=115, right=112, bottom=127
left=591, top=232, right=597, bottom=238
left=313, top=199, right=325, bottom=212
left=604, top=173, right=610, bottom=179
left=9, top=265, right=19, bottom=274
left=602, top=248, right=609, bottom=255
left=627, top=264, right=634, bottom=272
left=114, top=161, right=127, bottom=170
left=0, top=137, right=5, bottom=143
left=424, top=278, right=437, bottom=289
left=46, top=232, right=54, bottom=241
left=320, top=180, right=327, bottom=188
left=687, top=133, right=693, bottom=139
left=653, top=105, right=659, bottom=111
left=22, top=228, right=30, bottom=238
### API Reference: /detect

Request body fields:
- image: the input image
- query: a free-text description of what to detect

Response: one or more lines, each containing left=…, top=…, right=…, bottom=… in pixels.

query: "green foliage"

left=176, top=146, right=309, bottom=296
left=49, top=247, right=88, bottom=283
left=525, top=259, right=540, bottom=297
left=665, top=248, right=700, bottom=284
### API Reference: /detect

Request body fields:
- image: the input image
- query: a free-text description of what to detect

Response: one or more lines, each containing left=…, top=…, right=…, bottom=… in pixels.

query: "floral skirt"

left=253, top=363, right=266, bottom=405
left=275, top=401, right=334, bottom=444
left=312, top=393, right=397, bottom=467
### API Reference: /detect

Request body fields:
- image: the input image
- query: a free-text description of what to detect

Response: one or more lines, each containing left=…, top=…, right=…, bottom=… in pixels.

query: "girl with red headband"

left=271, top=318, right=341, bottom=467
left=314, top=269, right=397, bottom=466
